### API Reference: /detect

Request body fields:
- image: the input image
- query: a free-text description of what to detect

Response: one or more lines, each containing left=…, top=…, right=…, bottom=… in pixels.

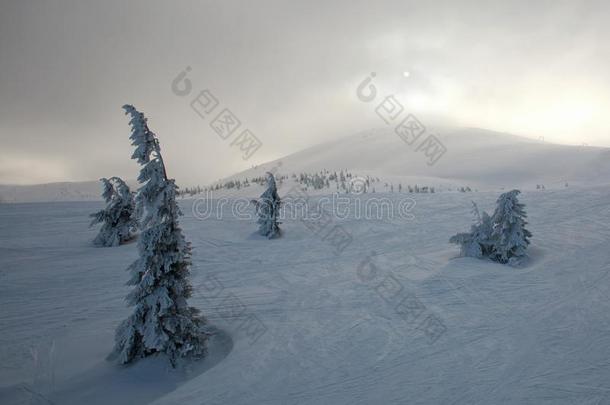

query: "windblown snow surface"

left=2, top=186, right=610, bottom=404
left=2, top=128, right=610, bottom=404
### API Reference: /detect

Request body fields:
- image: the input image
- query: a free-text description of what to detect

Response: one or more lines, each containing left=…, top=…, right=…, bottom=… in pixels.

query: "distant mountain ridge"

left=0, top=181, right=102, bottom=203
left=2, top=127, right=610, bottom=202
left=0, top=181, right=121, bottom=203
left=224, top=126, right=610, bottom=191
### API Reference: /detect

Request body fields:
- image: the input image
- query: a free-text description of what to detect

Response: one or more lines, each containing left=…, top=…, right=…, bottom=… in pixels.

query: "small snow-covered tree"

left=109, top=105, right=208, bottom=366
left=90, top=177, right=137, bottom=247
left=475, top=211, right=494, bottom=256
left=449, top=201, right=493, bottom=258
left=489, top=189, right=532, bottom=265
left=449, top=231, right=480, bottom=258
left=254, top=172, right=281, bottom=238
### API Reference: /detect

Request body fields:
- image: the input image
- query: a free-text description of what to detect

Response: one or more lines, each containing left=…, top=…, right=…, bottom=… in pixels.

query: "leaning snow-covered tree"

left=254, top=172, right=281, bottom=238
left=449, top=201, right=493, bottom=258
left=109, top=105, right=208, bottom=366
left=90, top=177, right=137, bottom=247
left=489, top=189, right=532, bottom=265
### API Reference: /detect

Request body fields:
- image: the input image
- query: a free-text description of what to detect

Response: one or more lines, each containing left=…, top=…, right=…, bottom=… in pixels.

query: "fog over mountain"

left=3, top=126, right=610, bottom=202
left=1, top=0, right=610, bottom=186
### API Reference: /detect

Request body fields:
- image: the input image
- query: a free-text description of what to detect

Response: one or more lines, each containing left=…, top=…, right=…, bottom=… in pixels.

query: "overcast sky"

left=1, top=0, right=609, bottom=185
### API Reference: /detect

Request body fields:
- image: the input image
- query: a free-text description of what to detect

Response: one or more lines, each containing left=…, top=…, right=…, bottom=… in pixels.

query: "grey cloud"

left=1, top=0, right=609, bottom=185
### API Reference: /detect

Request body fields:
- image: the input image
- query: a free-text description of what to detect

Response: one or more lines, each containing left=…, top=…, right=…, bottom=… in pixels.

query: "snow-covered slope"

left=3, top=127, right=610, bottom=203
left=227, top=127, right=610, bottom=191
left=0, top=181, right=104, bottom=203
left=2, top=187, right=610, bottom=404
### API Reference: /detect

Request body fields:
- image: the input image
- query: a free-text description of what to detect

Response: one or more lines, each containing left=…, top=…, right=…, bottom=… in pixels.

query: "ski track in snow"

left=1, top=187, right=610, bottom=404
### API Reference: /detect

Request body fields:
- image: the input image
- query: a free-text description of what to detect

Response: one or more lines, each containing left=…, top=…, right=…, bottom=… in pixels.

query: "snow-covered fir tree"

left=489, top=189, right=532, bottom=265
left=451, top=192, right=532, bottom=266
left=254, top=172, right=281, bottom=238
left=110, top=105, right=208, bottom=366
left=90, top=177, right=137, bottom=247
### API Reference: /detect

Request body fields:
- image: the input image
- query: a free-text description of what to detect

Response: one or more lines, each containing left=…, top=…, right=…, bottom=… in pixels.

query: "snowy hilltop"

left=2, top=127, right=610, bottom=203
left=220, top=126, right=610, bottom=193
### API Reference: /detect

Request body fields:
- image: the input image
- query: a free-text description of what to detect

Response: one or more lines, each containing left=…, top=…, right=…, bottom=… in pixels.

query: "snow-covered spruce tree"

left=489, top=189, right=532, bottom=265
left=254, top=172, right=281, bottom=238
left=90, top=177, right=137, bottom=247
left=110, top=105, right=208, bottom=366
left=449, top=202, right=494, bottom=259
